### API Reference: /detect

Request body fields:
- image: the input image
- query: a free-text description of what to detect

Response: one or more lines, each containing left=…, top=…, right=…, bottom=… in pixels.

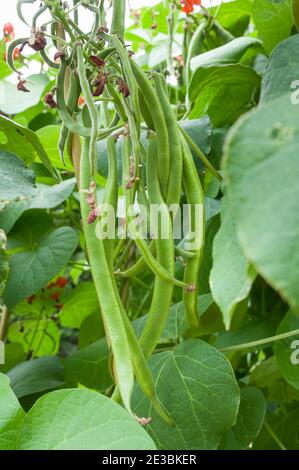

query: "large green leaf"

left=36, top=125, right=73, bottom=171
left=60, top=282, right=100, bottom=329
left=210, top=199, right=256, bottom=329
left=0, top=373, right=25, bottom=450
left=252, top=0, right=293, bottom=53
left=215, top=0, right=253, bottom=37
left=0, top=115, right=53, bottom=173
left=189, top=65, right=261, bottom=126
left=190, top=37, right=263, bottom=71
left=65, top=338, right=112, bottom=392
left=0, top=151, right=37, bottom=202
left=0, top=74, right=49, bottom=115
left=132, top=339, right=240, bottom=450
left=219, top=387, right=266, bottom=449
left=261, top=35, right=299, bottom=103
left=3, top=219, right=78, bottom=307
left=7, top=356, right=65, bottom=399
left=0, top=178, right=76, bottom=233
left=17, top=389, right=156, bottom=450
left=274, top=310, right=299, bottom=390
left=8, top=318, right=61, bottom=357
left=224, top=95, right=299, bottom=312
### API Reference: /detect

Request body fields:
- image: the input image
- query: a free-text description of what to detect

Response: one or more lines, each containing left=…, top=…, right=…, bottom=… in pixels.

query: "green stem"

left=263, top=420, right=287, bottom=451
left=179, top=126, right=222, bottom=182
left=220, top=329, right=299, bottom=352
left=110, top=0, right=126, bottom=39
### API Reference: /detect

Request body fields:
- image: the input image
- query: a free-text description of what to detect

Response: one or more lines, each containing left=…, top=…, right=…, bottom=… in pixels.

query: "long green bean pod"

left=130, top=59, right=170, bottom=198
left=139, top=134, right=175, bottom=357
left=80, top=137, right=135, bottom=417
left=180, top=135, right=205, bottom=329
left=110, top=0, right=126, bottom=40
left=153, top=72, right=183, bottom=207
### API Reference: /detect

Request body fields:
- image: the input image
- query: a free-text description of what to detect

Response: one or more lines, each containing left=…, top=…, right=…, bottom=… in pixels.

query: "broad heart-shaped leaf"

left=17, top=389, right=156, bottom=450
left=0, top=151, right=37, bottom=202
left=210, top=198, right=256, bottom=329
left=190, top=37, right=263, bottom=71
left=79, top=311, right=105, bottom=348
left=252, top=0, right=293, bottom=53
left=7, top=356, right=65, bottom=399
left=261, top=35, right=299, bottom=103
left=60, top=282, right=100, bottom=329
left=0, top=343, right=25, bottom=375
left=0, top=74, right=49, bottom=115
left=223, top=94, right=299, bottom=313
left=0, top=178, right=76, bottom=233
left=0, top=373, right=25, bottom=450
left=274, top=310, right=299, bottom=390
left=0, top=115, right=53, bottom=173
left=189, top=64, right=261, bottom=127
left=64, top=337, right=112, bottom=392
left=3, top=225, right=78, bottom=308
left=219, top=387, right=266, bottom=449
left=132, top=339, right=240, bottom=450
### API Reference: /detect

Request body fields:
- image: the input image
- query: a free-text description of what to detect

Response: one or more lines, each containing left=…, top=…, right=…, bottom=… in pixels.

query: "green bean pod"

left=80, top=137, right=135, bottom=417
left=180, top=136, right=205, bottom=330
left=139, top=134, right=175, bottom=357
left=130, top=59, right=170, bottom=198
left=153, top=73, right=183, bottom=207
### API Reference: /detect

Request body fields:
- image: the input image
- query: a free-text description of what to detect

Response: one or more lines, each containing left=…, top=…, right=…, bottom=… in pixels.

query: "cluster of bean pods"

left=10, top=0, right=209, bottom=424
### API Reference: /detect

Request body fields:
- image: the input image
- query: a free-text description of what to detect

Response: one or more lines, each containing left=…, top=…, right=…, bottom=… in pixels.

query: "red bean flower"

left=180, top=0, right=201, bottom=14
left=3, top=22, right=15, bottom=42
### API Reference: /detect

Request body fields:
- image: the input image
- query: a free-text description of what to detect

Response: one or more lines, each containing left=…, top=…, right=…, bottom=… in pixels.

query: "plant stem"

left=179, top=125, right=222, bottom=182
left=0, top=305, right=9, bottom=341
left=220, top=329, right=299, bottom=352
left=263, top=420, right=287, bottom=450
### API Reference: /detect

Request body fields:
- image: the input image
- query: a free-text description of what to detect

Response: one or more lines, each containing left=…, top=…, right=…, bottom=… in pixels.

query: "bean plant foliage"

left=0, top=0, right=298, bottom=451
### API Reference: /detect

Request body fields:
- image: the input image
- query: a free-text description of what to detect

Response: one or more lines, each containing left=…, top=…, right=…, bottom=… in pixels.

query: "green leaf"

left=215, top=0, right=253, bottom=37
left=210, top=198, right=256, bottom=329
left=224, top=94, right=299, bottom=312
left=17, top=388, right=156, bottom=450
left=0, top=41, right=14, bottom=79
left=252, top=0, right=293, bottom=53
left=8, top=318, right=61, bottom=357
left=7, top=356, right=65, bottom=399
left=0, top=373, right=25, bottom=450
left=0, top=178, right=75, bottom=233
left=0, top=74, right=49, bottom=115
left=0, top=115, right=53, bottom=173
left=3, top=221, right=78, bottom=308
left=65, top=338, right=112, bottom=392
left=60, top=282, right=100, bottom=329
left=219, top=387, right=266, bottom=449
left=261, top=35, right=299, bottom=103
left=190, top=37, right=263, bottom=71
left=0, top=343, right=25, bottom=374
left=132, top=339, right=240, bottom=450
left=253, top=405, right=299, bottom=450
left=274, top=310, right=299, bottom=390
left=189, top=65, right=261, bottom=127
left=0, top=151, right=37, bottom=202
left=36, top=125, right=73, bottom=171
left=79, top=311, right=105, bottom=348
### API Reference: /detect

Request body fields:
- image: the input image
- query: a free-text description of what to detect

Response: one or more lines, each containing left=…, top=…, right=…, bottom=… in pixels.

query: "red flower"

left=17, top=75, right=30, bottom=93
left=3, top=47, right=19, bottom=62
left=180, top=0, right=201, bottom=14
left=78, top=96, right=85, bottom=106
left=3, top=22, right=15, bottom=42
left=89, top=55, right=105, bottom=69
left=3, top=23, right=14, bottom=36
left=118, top=79, right=130, bottom=98
left=92, top=74, right=107, bottom=97
left=55, top=277, right=68, bottom=288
